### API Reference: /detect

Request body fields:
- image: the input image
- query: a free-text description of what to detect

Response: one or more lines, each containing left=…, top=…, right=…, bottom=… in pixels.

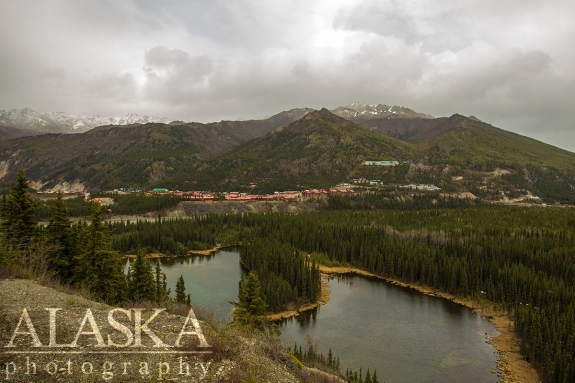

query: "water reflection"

left=125, top=249, right=245, bottom=319
left=126, top=250, right=499, bottom=383
left=280, top=274, right=499, bottom=383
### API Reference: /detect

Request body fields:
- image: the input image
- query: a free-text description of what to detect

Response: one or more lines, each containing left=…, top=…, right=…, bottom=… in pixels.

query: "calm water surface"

left=128, top=249, right=499, bottom=383
left=126, top=249, right=245, bottom=319
left=281, top=274, right=499, bottom=383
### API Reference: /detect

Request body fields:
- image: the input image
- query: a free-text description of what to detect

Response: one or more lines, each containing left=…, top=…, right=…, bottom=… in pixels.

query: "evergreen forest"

left=108, top=196, right=575, bottom=383
left=1, top=170, right=574, bottom=382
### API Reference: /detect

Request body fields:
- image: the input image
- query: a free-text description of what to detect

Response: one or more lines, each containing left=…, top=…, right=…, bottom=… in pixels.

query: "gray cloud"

left=143, top=46, right=215, bottom=103
left=0, top=0, right=574, bottom=151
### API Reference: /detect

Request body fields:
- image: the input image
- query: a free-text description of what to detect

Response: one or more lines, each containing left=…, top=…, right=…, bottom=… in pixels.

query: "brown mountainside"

left=0, top=109, right=312, bottom=190
left=184, top=109, right=415, bottom=192
left=0, top=124, right=41, bottom=141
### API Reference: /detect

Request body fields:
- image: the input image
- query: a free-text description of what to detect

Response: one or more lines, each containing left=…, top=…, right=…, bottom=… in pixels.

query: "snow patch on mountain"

left=331, top=102, right=434, bottom=120
left=0, top=108, right=173, bottom=134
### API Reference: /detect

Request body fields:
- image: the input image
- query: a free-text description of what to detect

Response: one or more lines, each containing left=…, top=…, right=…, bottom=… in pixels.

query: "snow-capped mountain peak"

left=331, top=103, right=434, bottom=120
left=0, top=109, right=173, bottom=134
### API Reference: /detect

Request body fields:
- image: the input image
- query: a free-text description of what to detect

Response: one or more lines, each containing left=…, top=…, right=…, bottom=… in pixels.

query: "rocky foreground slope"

left=0, top=279, right=342, bottom=382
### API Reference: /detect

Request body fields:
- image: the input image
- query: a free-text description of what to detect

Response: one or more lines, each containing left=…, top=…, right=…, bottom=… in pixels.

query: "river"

left=129, top=248, right=499, bottom=383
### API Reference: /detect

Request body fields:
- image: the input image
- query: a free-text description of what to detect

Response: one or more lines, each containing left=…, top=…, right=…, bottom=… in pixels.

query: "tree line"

left=36, top=193, right=183, bottom=220
left=0, top=169, right=191, bottom=307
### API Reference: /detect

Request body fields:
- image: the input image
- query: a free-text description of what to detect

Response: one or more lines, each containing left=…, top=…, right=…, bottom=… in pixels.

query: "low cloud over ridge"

left=0, top=0, right=574, bottom=151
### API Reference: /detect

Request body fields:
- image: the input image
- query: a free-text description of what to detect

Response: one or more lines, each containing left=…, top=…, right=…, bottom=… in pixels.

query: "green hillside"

left=416, top=115, right=575, bottom=169
left=0, top=106, right=573, bottom=203
left=0, top=109, right=312, bottom=191
left=415, top=115, right=575, bottom=202
left=178, top=109, right=415, bottom=192
left=0, top=124, right=206, bottom=190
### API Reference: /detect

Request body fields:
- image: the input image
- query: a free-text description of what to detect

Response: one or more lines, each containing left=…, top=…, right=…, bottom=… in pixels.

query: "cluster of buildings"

left=399, top=184, right=442, bottom=191
left=175, top=191, right=216, bottom=201
left=302, top=188, right=355, bottom=197
left=104, top=187, right=357, bottom=202
left=217, top=190, right=354, bottom=200
left=353, top=178, right=385, bottom=186
left=90, top=197, right=115, bottom=206
left=224, top=191, right=300, bottom=201
left=88, top=175, right=441, bottom=206
left=363, top=159, right=412, bottom=166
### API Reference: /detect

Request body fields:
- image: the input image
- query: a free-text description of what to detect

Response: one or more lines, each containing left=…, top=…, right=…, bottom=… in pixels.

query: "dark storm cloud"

left=0, top=0, right=574, bottom=151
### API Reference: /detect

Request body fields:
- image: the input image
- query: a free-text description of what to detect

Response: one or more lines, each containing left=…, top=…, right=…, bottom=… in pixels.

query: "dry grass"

left=0, top=238, right=54, bottom=281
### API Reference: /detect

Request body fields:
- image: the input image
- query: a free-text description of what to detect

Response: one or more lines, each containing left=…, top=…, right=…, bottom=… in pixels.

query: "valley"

left=3, top=2, right=574, bottom=382
left=1, top=102, right=574, bottom=383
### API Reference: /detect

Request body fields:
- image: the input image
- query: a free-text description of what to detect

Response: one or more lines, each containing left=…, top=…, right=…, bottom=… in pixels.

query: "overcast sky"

left=1, top=0, right=574, bottom=151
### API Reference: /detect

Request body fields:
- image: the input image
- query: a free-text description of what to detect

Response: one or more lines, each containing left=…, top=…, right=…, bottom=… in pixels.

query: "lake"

left=128, top=249, right=499, bottom=382
left=125, top=248, right=246, bottom=318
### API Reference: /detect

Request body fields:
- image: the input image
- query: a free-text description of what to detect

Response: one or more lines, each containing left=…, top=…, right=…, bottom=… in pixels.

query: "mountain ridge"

left=181, top=109, right=416, bottom=191
left=0, top=124, right=43, bottom=141
left=332, top=102, right=434, bottom=120
left=0, top=102, right=433, bottom=136
left=0, top=108, right=173, bottom=134
left=0, top=106, right=573, bottom=203
left=0, top=109, right=316, bottom=190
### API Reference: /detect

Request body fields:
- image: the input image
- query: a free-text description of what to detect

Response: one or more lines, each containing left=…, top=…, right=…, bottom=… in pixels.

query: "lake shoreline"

left=123, top=244, right=239, bottom=259
left=123, top=248, right=540, bottom=383
left=317, top=265, right=542, bottom=383
left=266, top=279, right=331, bottom=321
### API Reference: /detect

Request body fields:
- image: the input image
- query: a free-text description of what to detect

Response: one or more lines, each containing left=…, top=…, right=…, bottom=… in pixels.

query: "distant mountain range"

left=0, top=107, right=315, bottom=191
left=186, top=109, right=416, bottom=192
left=0, top=108, right=173, bottom=136
left=185, top=110, right=575, bottom=202
left=0, top=102, right=431, bottom=139
left=0, top=104, right=573, bottom=203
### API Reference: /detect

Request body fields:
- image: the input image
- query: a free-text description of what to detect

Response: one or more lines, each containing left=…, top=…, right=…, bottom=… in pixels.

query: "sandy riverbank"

left=123, top=244, right=239, bottom=259
left=317, top=265, right=542, bottom=383
left=123, top=252, right=166, bottom=260
left=184, top=245, right=223, bottom=256
left=266, top=279, right=331, bottom=321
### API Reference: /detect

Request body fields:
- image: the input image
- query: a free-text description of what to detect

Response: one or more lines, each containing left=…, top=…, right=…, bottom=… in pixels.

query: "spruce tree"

left=127, top=250, right=155, bottom=302
left=0, top=168, right=38, bottom=250
left=364, top=369, right=372, bottom=383
left=0, top=234, right=17, bottom=267
left=75, top=204, right=127, bottom=305
left=230, top=271, right=268, bottom=326
left=46, top=191, right=78, bottom=281
left=154, top=259, right=171, bottom=303
left=175, top=274, right=187, bottom=304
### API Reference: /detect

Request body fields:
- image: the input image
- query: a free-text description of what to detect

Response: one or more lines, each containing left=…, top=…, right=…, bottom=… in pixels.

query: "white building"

left=363, top=160, right=400, bottom=166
